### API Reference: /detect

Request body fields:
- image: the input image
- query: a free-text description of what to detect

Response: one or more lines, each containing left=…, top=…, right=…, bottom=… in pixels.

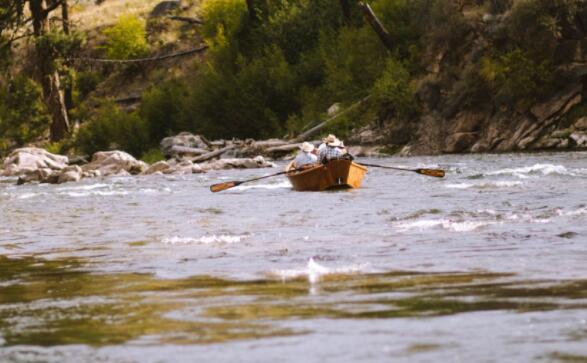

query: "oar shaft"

left=358, top=162, right=445, bottom=178
left=359, top=163, right=411, bottom=171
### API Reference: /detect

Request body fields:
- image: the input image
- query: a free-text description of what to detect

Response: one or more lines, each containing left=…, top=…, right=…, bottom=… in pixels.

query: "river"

left=1, top=152, right=587, bottom=362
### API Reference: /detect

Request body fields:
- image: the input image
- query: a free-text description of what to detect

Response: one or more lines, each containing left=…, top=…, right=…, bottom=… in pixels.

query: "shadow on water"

left=1, top=256, right=587, bottom=348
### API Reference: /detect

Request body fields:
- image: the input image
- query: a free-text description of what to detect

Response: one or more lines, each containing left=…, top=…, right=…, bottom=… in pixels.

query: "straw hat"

left=300, top=141, right=315, bottom=153
left=327, top=138, right=343, bottom=147
left=322, top=134, right=337, bottom=144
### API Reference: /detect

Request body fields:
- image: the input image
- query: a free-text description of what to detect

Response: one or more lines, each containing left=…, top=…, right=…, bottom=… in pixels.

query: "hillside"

left=2, top=0, right=587, bottom=159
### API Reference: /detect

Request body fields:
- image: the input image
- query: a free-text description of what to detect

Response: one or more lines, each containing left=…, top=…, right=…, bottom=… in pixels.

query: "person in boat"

left=318, top=134, right=349, bottom=163
left=293, top=141, right=319, bottom=168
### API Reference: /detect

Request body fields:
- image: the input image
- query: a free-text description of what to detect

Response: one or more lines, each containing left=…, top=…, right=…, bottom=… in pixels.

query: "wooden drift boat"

left=286, top=159, right=368, bottom=191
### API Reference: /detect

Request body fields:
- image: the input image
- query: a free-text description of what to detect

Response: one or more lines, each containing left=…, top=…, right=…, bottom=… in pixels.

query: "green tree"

left=102, top=14, right=150, bottom=60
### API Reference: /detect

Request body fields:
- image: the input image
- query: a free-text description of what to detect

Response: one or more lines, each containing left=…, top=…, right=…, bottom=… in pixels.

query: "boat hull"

left=286, top=159, right=367, bottom=191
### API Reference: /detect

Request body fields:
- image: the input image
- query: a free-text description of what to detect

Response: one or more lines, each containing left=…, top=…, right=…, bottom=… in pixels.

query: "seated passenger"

left=294, top=142, right=318, bottom=168
left=318, top=134, right=347, bottom=162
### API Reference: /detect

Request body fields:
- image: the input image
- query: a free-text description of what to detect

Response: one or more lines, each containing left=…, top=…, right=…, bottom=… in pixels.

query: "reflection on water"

left=2, top=152, right=587, bottom=362
left=1, top=255, right=587, bottom=357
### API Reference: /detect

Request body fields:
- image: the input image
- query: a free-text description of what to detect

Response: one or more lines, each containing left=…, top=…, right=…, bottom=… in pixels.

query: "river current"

left=1, top=152, right=587, bottom=362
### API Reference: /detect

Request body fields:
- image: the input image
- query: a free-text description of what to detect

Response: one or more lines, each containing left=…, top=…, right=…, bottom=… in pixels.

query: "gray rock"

left=58, top=165, right=83, bottom=184
left=574, top=117, right=587, bottom=130
left=142, top=161, right=172, bottom=175
left=82, top=150, right=148, bottom=177
left=160, top=132, right=210, bottom=158
left=570, top=132, right=587, bottom=147
left=2, top=147, right=68, bottom=177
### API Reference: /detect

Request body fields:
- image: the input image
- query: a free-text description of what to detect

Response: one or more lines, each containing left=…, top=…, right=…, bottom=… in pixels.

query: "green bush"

left=480, top=48, right=554, bottom=107
left=0, top=76, right=50, bottom=154
left=183, top=46, right=297, bottom=139
left=102, top=15, right=149, bottom=60
left=76, top=100, right=150, bottom=157
left=371, top=57, right=417, bottom=119
left=75, top=71, right=102, bottom=101
left=140, top=80, right=189, bottom=142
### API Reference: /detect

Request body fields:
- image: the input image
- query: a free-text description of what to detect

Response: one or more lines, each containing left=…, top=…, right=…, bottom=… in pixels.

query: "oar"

left=358, top=162, right=445, bottom=178
left=210, top=168, right=301, bottom=192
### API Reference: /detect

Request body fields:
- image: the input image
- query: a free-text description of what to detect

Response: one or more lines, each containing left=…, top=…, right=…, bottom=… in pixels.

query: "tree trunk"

left=61, top=0, right=73, bottom=111
left=29, top=0, right=70, bottom=142
left=358, top=2, right=394, bottom=51
left=339, top=0, right=351, bottom=24
left=246, top=0, right=257, bottom=21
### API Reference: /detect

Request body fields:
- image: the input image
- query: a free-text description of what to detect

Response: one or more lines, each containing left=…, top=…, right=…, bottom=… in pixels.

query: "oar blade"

left=416, top=168, right=445, bottom=178
left=210, top=181, right=240, bottom=193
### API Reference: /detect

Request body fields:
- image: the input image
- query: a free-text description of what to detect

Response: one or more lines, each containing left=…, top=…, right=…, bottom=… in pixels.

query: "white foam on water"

left=272, top=257, right=366, bottom=284
left=445, top=181, right=523, bottom=189
left=17, top=192, right=42, bottom=200
left=62, top=190, right=130, bottom=197
left=445, top=183, right=475, bottom=189
left=395, top=219, right=497, bottom=232
left=487, top=164, right=571, bottom=179
left=55, top=183, right=110, bottom=192
left=234, top=180, right=292, bottom=191
left=555, top=207, right=587, bottom=217
left=161, top=234, right=245, bottom=245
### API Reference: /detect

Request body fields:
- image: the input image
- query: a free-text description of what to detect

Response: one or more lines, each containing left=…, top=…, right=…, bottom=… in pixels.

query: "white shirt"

left=318, top=144, right=345, bottom=161
left=294, top=152, right=318, bottom=167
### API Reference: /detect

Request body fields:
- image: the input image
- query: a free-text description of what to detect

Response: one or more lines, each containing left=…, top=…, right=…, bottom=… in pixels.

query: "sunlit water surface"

left=1, top=152, right=587, bottom=362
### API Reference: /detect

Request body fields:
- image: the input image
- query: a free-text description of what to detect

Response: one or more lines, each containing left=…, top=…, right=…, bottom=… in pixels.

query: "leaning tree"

left=0, top=0, right=71, bottom=141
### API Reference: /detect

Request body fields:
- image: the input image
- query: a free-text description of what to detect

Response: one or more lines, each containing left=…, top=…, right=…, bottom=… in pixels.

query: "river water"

left=1, top=152, right=587, bottom=362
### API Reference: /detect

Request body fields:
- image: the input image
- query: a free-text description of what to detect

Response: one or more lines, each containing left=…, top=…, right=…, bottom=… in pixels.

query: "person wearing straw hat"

left=318, top=134, right=347, bottom=163
left=293, top=141, right=318, bottom=168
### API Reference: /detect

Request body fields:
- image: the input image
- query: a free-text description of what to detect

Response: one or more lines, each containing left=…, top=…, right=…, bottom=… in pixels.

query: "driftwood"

left=170, top=145, right=208, bottom=156
left=265, top=143, right=301, bottom=153
left=190, top=145, right=237, bottom=163
left=293, top=96, right=371, bottom=142
left=358, top=2, right=394, bottom=50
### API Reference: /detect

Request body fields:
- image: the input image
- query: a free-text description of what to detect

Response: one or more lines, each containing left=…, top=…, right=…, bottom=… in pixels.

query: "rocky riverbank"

left=0, top=131, right=389, bottom=185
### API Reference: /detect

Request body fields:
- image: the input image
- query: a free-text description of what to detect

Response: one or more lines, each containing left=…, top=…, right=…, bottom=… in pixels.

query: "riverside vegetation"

left=2, top=0, right=587, bottom=161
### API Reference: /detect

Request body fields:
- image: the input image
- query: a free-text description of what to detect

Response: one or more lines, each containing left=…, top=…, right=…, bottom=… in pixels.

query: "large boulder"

left=1, top=148, right=68, bottom=177
left=82, top=151, right=148, bottom=177
left=160, top=132, right=210, bottom=158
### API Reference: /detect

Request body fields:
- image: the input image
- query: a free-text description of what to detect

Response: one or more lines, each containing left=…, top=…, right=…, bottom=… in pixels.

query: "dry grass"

left=70, top=0, right=164, bottom=30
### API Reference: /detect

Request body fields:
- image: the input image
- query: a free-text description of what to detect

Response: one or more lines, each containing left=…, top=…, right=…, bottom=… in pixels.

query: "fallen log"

left=170, top=145, right=209, bottom=156
left=191, top=144, right=236, bottom=163
left=293, top=96, right=370, bottom=142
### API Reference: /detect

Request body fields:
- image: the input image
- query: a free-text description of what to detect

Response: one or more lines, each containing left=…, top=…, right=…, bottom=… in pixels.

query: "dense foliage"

left=1, top=0, right=585, bottom=158
left=0, top=76, right=50, bottom=154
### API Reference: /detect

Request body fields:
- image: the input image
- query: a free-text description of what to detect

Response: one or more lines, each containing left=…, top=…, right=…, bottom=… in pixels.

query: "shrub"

left=75, top=71, right=102, bottom=101
left=76, top=100, right=150, bottom=157
left=185, top=46, right=297, bottom=139
left=480, top=48, right=554, bottom=108
left=102, top=15, right=149, bottom=60
left=0, top=76, right=50, bottom=154
left=371, top=57, right=417, bottom=119
left=140, top=80, right=189, bottom=142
